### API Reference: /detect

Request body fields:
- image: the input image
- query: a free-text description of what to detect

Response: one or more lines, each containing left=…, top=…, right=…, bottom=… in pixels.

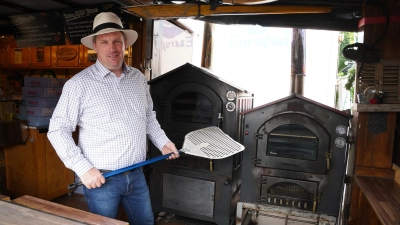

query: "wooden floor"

left=51, top=193, right=217, bottom=225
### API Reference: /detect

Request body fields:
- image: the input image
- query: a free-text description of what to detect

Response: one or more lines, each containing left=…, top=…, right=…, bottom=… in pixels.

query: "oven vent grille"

left=257, top=194, right=311, bottom=211
left=269, top=182, right=309, bottom=199
left=257, top=182, right=313, bottom=211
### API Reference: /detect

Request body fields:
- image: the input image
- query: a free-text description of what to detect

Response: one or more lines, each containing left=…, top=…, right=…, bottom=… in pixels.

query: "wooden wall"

left=348, top=0, right=400, bottom=224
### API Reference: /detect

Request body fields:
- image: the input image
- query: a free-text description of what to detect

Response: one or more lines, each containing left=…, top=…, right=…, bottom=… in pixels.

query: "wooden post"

left=202, top=22, right=213, bottom=68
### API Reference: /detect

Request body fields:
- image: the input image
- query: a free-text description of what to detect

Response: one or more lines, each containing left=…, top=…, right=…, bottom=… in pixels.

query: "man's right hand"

left=80, top=168, right=106, bottom=189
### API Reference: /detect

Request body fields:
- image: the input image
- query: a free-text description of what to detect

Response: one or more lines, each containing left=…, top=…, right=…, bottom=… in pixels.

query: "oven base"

left=236, top=202, right=337, bottom=225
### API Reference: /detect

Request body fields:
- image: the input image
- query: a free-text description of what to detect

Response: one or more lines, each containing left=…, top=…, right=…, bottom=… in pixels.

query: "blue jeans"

left=83, top=168, right=154, bottom=225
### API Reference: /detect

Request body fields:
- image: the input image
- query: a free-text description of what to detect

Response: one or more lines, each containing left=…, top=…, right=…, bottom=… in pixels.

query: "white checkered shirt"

left=48, top=60, right=170, bottom=176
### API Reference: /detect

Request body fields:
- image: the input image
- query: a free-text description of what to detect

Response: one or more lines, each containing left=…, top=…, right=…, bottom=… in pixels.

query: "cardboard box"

left=25, top=97, right=59, bottom=107
left=24, top=77, right=68, bottom=88
left=17, top=113, right=26, bottom=120
left=25, top=115, right=51, bottom=127
left=20, top=105, right=55, bottom=117
left=22, top=87, right=62, bottom=98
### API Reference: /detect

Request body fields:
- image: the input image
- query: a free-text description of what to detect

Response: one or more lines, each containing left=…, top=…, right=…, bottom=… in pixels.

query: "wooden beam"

left=223, top=0, right=277, bottom=4
left=126, top=4, right=332, bottom=19
left=167, top=19, right=194, bottom=34
left=50, top=0, right=82, bottom=8
left=0, top=1, right=32, bottom=13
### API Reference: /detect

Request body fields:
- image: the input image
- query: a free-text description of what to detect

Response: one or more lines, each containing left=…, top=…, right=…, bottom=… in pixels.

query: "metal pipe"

left=290, top=28, right=306, bottom=95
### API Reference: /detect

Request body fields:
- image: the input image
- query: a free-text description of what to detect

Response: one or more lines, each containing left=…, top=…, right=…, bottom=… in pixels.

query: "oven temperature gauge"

left=335, top=137, right=346, bottom=148
left=226, top=102, right=236, bottom=112
left=226, top=91, right=236, bottom=101
left=335, top=125, right=347, bottom=135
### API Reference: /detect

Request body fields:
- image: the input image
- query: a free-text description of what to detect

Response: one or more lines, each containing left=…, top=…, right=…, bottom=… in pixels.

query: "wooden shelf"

left=353, top=103, right=400, bottom=112
left=355, top=175, right=400, bottom=225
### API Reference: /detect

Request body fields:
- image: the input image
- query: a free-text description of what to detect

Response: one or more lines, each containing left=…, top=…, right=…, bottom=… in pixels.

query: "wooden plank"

left=0, top=194, right=10, bottom=201
left=126, top=5, right=332, bottom=19
left=43, top=131, right=74, bottom=200
left=5, top=128, right=40, bottom=198
left=14, top=195, right=128, bottom=225
left=355, top=112, right=396, bottom=169
left=0, top=200, right=85, bottom=224
left=354, top=103, right=400, bottom=112
left=4, top=128, right=74, bottom=200
left=224, top=0, right=277, bottom=4
left=355, top=176, right=400, bottom=225
left=355, top=167, right=395, bottom=179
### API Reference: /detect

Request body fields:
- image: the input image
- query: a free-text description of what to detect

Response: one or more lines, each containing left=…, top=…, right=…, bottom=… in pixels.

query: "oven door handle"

left=217, top=113, right=223, bottom=128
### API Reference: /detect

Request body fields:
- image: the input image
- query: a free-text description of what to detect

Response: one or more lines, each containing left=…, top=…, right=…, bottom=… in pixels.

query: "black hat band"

left=93, top=22, right=123, bottom=33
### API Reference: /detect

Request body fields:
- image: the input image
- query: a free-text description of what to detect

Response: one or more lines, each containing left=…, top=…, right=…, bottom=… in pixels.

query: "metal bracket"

left=254, top=133, right=263, bottom=139
left=326, top=152, right=332, bottom=170
left=257, top=179, right=267, bottom=184
left=252, top=158, right=261, bottom=165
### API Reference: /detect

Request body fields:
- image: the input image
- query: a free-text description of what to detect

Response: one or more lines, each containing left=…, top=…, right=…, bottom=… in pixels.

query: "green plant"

left=344, top=66, right=355, bottom=91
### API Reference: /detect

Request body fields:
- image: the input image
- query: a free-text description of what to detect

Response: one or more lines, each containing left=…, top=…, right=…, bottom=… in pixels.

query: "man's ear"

left=92, top=43, right=98, bottom=52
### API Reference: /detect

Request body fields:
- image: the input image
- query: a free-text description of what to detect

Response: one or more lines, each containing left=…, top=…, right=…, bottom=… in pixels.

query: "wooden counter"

left=0, top=195, right=128, bottom=225
left=13, top=195, right=128, bottom=225
left=4, top=127, right=74, bottom=200
left=0, top=199, right=85, bottom=225
left=354, top=175, right=400, bottom=225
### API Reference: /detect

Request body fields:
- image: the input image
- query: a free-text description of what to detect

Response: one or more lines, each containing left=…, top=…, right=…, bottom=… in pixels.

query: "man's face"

left=93, top=31, right=126, bottom=73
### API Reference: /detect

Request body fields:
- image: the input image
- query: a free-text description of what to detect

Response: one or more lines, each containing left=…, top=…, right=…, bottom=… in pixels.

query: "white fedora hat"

left=81, top=12, right=138, bottom=49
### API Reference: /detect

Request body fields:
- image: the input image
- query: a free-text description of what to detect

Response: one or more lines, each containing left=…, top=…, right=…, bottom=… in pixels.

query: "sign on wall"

left=61, top=4, right=131, bottom=45
left=8, top=11, right=66, bottom=47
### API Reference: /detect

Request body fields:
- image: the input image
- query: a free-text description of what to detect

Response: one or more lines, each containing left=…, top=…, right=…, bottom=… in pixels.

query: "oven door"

left=256, top=112, right=329, bottom=174
left=161, top=82, right=223, bottom=141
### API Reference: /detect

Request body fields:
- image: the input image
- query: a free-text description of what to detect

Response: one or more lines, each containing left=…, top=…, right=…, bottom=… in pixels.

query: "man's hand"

left=80, top=167, right=106, bottom=189
left=161, top=141, right=180, bottom=160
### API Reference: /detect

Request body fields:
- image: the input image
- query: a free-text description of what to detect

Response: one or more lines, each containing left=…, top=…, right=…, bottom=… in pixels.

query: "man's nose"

left=108, top=43, right=116, bottom=51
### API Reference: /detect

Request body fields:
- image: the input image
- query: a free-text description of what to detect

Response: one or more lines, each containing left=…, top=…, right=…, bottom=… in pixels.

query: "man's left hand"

left=161, top=141, right=180, bottom=160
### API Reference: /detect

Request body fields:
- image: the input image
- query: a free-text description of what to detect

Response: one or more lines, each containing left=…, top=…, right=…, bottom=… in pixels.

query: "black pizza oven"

left=148, top=63, right=254, bottom=225
left=240, top=94, right=351, bottom=216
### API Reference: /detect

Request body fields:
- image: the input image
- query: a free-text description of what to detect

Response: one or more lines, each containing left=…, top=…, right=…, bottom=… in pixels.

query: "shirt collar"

left=94, top=60, right=132, bottom=78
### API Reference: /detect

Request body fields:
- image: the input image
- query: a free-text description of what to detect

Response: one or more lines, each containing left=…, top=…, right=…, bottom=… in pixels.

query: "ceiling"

left=0, top=0, right=363, bottom=33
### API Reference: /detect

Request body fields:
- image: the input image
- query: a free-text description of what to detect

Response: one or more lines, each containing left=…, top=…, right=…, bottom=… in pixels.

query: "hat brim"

left=81, top=28, right=138, bottom=49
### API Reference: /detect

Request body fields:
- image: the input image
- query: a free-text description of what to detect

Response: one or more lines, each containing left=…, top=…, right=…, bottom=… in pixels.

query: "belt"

left=99, top=169, right=135, bottom=175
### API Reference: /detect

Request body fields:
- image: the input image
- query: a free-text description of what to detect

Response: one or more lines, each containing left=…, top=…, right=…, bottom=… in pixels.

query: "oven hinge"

left=254, top=133, right=263, bottom=139
left=252, top=158, right=261, bottom=165
left=257, top=177, right=267, bottom=184
left=326, top=152, right=332, bottom=170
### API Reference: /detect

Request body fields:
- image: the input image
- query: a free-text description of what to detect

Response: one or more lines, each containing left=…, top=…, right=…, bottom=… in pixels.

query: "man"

left=48, top=12, right=179, bottom=225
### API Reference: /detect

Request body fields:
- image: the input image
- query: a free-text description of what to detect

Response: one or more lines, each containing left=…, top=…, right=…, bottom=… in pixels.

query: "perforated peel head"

left=181, top=126, right=245, bottom=159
